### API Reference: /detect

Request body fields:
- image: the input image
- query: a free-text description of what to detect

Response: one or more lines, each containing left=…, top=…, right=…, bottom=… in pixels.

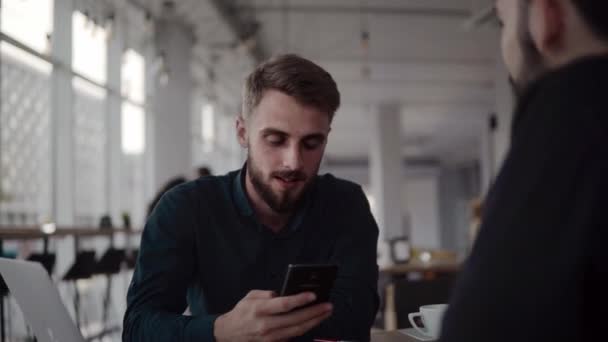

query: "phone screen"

left=279, top=264, right=338, bottom=306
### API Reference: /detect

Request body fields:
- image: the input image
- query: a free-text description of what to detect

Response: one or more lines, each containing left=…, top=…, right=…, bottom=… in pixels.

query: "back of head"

left=241, top=54, right=340, bottom=122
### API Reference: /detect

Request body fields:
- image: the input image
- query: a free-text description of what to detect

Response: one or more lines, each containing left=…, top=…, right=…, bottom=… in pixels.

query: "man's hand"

left=213, top=290, right=333, bottom=342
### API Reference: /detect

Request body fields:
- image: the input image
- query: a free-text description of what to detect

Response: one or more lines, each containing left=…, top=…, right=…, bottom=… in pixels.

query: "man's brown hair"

left=241, top=54, right=340, bottom=121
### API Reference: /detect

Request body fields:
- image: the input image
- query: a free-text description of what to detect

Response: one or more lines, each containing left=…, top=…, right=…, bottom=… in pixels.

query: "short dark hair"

left=571, top=0, right=608, bottom=42
left=242, top=54, right=340, bottom=121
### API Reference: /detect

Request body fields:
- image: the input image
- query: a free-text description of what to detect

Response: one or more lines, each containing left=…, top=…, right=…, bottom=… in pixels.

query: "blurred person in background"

left=146, top=167, right=212, bottom=219
left=440, top=1, right=608, bottom=341
left=146, top=176, right=187, bottom=219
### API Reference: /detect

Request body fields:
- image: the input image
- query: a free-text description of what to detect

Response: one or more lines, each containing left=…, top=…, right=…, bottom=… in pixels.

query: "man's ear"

left=530, top=0, right=565, bottom=54
left=236, top=115, right=248, bottom=148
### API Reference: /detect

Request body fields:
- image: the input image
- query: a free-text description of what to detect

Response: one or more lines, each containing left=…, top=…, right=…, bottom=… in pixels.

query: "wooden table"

left=380, top=260, right=460, bottom=275
left=0, top=226, right=142, bottom=254
left=0, top=226, right=141, bottom=241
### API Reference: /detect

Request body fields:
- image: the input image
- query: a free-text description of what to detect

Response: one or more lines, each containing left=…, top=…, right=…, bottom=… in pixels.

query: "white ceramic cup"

left=407, top=304, right=448, bottom=339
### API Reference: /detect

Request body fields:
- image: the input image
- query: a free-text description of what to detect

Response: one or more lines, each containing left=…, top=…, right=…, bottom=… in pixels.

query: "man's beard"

left=246, top=155, right=311, bottom=214
left=510, top=1, right=547, bottom=98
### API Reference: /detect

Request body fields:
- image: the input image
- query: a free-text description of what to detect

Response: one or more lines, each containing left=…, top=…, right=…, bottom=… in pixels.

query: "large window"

left=1, top=3, right=150, bottom=227
left=122, top=49, right=145, bottom=104
left=0, top=1, right=53, bottom=225
left=72, top=11, right=107, bottom=84
left=201, top=103, right=215, bottom=153
left=122, top=102, right=145, bottom=155
left=72, top=12, right=108, bottom=224
left=72, top=79, right=108, bottom=225
left=121, top=49, right=146, bottom=225
left=1, top=0, right=53, bottom=53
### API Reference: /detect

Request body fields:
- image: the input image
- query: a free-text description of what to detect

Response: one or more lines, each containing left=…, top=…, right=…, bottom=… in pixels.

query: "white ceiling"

left=242, top=0, right=499, bottom=165
left=130, top=0, right=500, bottom=166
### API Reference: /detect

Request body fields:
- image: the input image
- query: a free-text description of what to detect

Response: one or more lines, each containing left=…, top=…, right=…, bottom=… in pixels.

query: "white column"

left=370, top=103, right=404, bottom=241
left=106, top=13, right=124, bottom=224
left=51, top=0, right=74, bottom=225
left=152, top=22, right=194, bottom=189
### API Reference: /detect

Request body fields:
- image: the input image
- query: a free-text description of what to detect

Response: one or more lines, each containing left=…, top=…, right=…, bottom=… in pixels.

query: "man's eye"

left=303, top=139, right=323, bottom=150
left=266, top=135, right=285, bottom=145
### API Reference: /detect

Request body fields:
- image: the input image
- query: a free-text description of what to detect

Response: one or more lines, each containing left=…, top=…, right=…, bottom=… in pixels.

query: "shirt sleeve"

left=308, top=185, right=380, bottom=341
left=122, top=186, right=220, bottom=342
left=438, top=93, right=607, bottom=341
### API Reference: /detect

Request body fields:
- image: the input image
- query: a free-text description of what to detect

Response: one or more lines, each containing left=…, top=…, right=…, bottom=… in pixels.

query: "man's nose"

left=282, top=144, right=303, bottom=170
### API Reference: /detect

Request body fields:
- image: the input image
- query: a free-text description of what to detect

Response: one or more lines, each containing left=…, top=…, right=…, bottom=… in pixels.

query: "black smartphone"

left=279, top=264, right=338, bottom=306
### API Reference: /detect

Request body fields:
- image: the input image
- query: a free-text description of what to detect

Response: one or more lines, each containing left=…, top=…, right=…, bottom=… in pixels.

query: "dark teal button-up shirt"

left=123, top=167, right=379, bottom=341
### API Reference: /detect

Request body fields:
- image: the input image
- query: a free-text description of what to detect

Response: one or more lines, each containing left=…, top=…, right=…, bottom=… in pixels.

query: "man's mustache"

left=272, top=170, right=306, bottom=181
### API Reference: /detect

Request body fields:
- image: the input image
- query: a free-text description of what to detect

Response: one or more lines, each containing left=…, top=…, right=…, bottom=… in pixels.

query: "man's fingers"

left=264, top=310, right=333, bottom=341
left=257, top=292, right=316, bottom=315
left=248, top=291, right=275, bottom=299
left=246, top=290, right=276, bottom=300
left=265, top=303, right=333, bottom=331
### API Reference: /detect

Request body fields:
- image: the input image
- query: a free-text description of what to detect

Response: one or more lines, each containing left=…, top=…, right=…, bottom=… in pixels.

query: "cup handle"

left=408, top=312, right=429, bottom=337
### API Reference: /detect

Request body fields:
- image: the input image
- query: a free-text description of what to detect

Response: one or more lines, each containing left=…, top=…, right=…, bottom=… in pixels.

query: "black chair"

left=27, top=253, right=56, bottom=276
left=0, top=276, right=7, bottom=298
left=63, top=250, right=97, bottom=281
left=93, top=248, right=126, bottom=275
left=0, top=254, right=16, bottom=297
left=62, top=250, right=97, bottom=330
left=393, top=274, right=456, bottom=329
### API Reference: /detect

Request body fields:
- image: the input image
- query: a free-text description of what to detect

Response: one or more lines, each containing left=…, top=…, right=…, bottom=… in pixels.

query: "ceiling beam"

left=335, top=79, right=493, bottom=87
left=208, top=0, right=267, bottom=63
left=311, top=56, right=495, bottom=67
left=236, top=5, right=470, bottom=19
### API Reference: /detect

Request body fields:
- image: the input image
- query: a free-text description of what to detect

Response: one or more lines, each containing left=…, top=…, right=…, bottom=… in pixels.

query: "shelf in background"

left=0, top=226, right=142, bottom=241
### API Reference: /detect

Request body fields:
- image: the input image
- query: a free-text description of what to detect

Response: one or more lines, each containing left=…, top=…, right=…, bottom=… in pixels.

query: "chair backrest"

left=63, top=250, right=96, bottom=280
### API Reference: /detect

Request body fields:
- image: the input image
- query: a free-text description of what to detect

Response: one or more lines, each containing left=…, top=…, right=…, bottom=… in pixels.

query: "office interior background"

left=0, top=0, right=511, bottom=340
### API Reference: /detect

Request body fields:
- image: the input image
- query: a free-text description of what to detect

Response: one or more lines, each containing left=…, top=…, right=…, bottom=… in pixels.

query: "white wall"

left=322, top=163, right=442, bottom=248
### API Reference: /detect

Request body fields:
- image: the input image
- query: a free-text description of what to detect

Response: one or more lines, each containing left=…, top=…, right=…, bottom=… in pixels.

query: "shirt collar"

left=233, top=166, right=254, bottom=217
left=232, top=164, right=312, bottom=233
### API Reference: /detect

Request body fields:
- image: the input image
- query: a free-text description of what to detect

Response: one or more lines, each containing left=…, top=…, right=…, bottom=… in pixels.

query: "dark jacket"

left=440, top=56, right=608, bottom=341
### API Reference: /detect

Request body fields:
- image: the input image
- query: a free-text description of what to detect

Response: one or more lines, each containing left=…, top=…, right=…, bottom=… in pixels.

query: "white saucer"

left=398, top=328, right=437, bottom=341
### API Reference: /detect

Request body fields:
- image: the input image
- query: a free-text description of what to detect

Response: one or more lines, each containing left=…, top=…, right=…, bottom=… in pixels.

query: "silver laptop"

left=0, top=257, right=85, bottom=342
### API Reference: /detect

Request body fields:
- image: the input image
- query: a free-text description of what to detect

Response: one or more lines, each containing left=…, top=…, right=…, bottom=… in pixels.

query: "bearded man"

left=124, top=54, right=379, bottom=342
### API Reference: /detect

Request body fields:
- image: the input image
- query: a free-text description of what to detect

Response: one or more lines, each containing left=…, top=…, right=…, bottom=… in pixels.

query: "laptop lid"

left=0, top=258, right=85, bottom=342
